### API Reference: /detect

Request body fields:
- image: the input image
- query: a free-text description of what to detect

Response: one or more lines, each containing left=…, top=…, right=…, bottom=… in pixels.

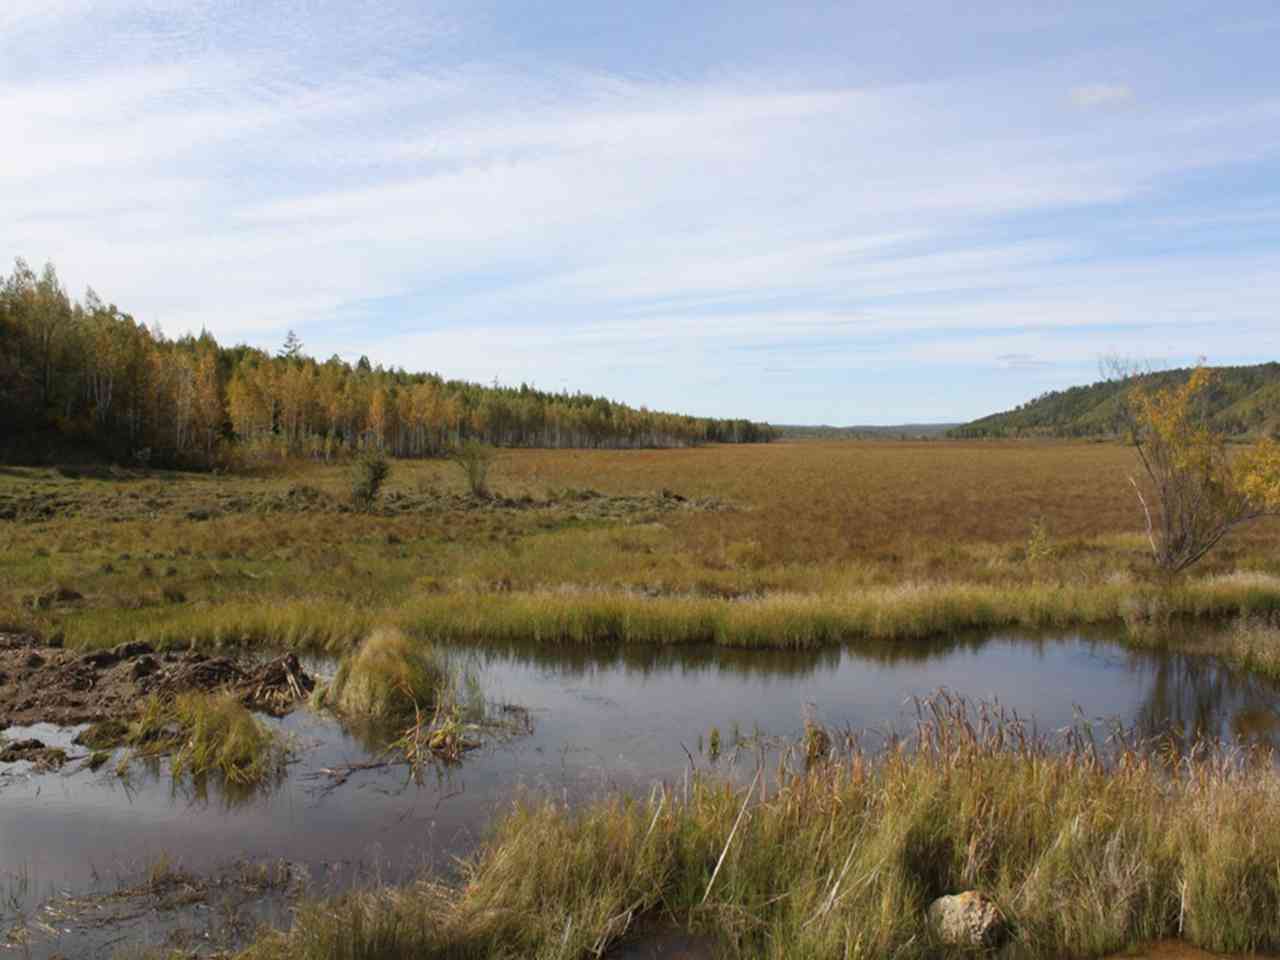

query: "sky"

left=3, top=1, right=1280, bottom=425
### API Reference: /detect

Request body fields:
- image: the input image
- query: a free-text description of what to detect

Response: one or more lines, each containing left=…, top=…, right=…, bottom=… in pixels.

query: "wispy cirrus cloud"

left=2, top=0, right=1279, bottom=422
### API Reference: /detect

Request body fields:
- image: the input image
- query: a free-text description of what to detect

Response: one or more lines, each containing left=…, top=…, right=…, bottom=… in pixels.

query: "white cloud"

left=1071, top=84, right=1135, bottom=108
left=1, top=5, right=1278, bottom=422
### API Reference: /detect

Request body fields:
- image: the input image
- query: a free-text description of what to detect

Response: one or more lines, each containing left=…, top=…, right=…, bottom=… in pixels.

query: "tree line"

left=949, top=362, right=1280, bottom=440
left=0, top=259, right=776, bottom=466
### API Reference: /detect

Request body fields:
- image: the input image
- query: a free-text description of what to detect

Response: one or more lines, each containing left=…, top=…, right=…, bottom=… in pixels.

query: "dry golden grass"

left=2, top=440, right=1279, bottom=654
left=240, top=696, right=1280, bottom=960
left=497, top=439, right=1278, bottom=566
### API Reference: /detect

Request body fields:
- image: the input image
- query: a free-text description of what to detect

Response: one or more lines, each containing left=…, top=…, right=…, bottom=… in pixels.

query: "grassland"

left=2, top=440, right=1279, bottom=663
left=238, top=698, right=1280, bottom=960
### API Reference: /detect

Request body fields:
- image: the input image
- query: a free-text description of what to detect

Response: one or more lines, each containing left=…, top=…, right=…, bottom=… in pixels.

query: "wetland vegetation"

left=4, top=278, right=1280, bottom=956
left=4, top=436, right=1279, bottom=667
left=244, top=697, right=1280, bottom=960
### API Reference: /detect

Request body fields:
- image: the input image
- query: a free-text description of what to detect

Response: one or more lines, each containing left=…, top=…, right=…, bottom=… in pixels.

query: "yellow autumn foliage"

left=1127, top=365, right=1280, bottom=571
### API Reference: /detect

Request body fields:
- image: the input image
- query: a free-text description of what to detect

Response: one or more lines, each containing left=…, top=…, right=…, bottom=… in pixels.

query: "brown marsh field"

left=2, top=439, right=1279, bottom=660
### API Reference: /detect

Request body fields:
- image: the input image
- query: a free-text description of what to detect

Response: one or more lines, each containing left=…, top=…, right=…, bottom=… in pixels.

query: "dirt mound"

left=0, top=635, right=315, bottom=733
left=145, top=651, right=315, bottom=716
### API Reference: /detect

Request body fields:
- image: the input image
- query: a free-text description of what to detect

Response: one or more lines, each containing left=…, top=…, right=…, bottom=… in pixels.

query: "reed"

left=239, top=696, right=1280, bottom=960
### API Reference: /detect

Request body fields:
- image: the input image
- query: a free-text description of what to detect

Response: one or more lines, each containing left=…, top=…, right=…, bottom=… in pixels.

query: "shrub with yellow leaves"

left=1126, top=365, right=1280, bottom=572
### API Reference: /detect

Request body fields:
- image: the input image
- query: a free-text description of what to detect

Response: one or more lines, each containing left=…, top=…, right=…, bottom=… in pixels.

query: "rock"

left=927, top=891, right=1006, bottom=948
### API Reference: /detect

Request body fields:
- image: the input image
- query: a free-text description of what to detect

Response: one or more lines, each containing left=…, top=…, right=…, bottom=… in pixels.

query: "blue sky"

left=3, top=1, right=1279, bottom=424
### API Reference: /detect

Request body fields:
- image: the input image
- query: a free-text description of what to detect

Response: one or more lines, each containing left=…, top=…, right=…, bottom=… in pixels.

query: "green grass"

left=239, top=698, right=1280, bottom=960
left=59, top=597, right=375, bottom=653
left=29, top=575, right=1280, bottom=683
left=126, top=692, right=287, bottom=788
left=395, top=574, right=1280, bottom=650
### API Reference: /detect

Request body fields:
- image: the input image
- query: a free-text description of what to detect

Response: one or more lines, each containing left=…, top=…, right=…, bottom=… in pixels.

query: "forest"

left=951, top=362, right=1280, bottom=439
left=0, top=259, right=776, bottom=466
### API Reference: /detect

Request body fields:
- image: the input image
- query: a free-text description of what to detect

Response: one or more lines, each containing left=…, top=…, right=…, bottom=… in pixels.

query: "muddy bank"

left=0, top=632, right=314, bottom=732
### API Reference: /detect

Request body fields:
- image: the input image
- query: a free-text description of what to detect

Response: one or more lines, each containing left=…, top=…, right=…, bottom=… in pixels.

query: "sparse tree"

left=351, top=448, right=391, bottom=511
left=279, top=329, right=304, bottom=360
left=1124, top=364, right=1280, bottom=573
left=451, top=439, right=495, bottom=498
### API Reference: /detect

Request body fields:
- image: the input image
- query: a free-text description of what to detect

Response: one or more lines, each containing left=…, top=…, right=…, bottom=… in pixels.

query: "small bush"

left=351, top=449, right=391, bottom=511
left=450, top=440, right=495, bottom=498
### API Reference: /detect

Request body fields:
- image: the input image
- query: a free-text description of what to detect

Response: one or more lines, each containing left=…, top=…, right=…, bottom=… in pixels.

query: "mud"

left=0, top=632, right=314, bottom=733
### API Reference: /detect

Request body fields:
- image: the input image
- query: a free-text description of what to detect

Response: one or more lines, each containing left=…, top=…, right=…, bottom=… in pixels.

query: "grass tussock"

left=128, top=691, right=286, bottom=787
left=316, top=627, right=450, bottom=725
left=239, top=697, right=1280, bottom=960
left=312, top=627, right=490, bottom=767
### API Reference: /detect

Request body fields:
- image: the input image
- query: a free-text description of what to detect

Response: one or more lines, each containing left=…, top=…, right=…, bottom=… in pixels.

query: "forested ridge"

left=0, top=259, right=776, bottom=466
left=951, top=362, right=1280, bottom=439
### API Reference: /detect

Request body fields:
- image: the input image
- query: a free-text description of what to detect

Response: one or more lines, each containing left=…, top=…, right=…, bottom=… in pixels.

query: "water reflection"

left=1121, top=645, right=1280, bottom=751
left=5, top=627, right=1280, bottom=960
left=461, top=628, right=1010, bottom=681
left=121, top=752, right=291, bottom=811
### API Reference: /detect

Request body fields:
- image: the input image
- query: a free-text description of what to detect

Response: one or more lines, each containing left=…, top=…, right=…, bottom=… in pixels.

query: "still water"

left=2, top=628, right=1278, bottom=957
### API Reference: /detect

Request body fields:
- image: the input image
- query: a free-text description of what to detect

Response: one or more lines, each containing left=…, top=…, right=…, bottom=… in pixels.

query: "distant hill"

left=950, top=362, right=1280, bottom=439
left=778, top=423, right=959, bottom=440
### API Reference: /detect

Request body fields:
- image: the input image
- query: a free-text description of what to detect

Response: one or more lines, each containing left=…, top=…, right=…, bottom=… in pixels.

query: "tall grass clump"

left=316, top=626, right=450, bottom=725
left=240, top=695, right=1280, bottom=960
left=129, top=692, right=285, bottom=787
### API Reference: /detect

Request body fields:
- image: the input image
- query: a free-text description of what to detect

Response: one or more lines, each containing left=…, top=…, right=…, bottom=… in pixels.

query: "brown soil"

left=0, top=632, right=314, bottom=734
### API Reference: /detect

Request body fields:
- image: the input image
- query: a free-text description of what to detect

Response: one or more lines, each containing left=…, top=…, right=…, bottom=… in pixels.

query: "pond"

left=2, top=627, right=1278, bottom=958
